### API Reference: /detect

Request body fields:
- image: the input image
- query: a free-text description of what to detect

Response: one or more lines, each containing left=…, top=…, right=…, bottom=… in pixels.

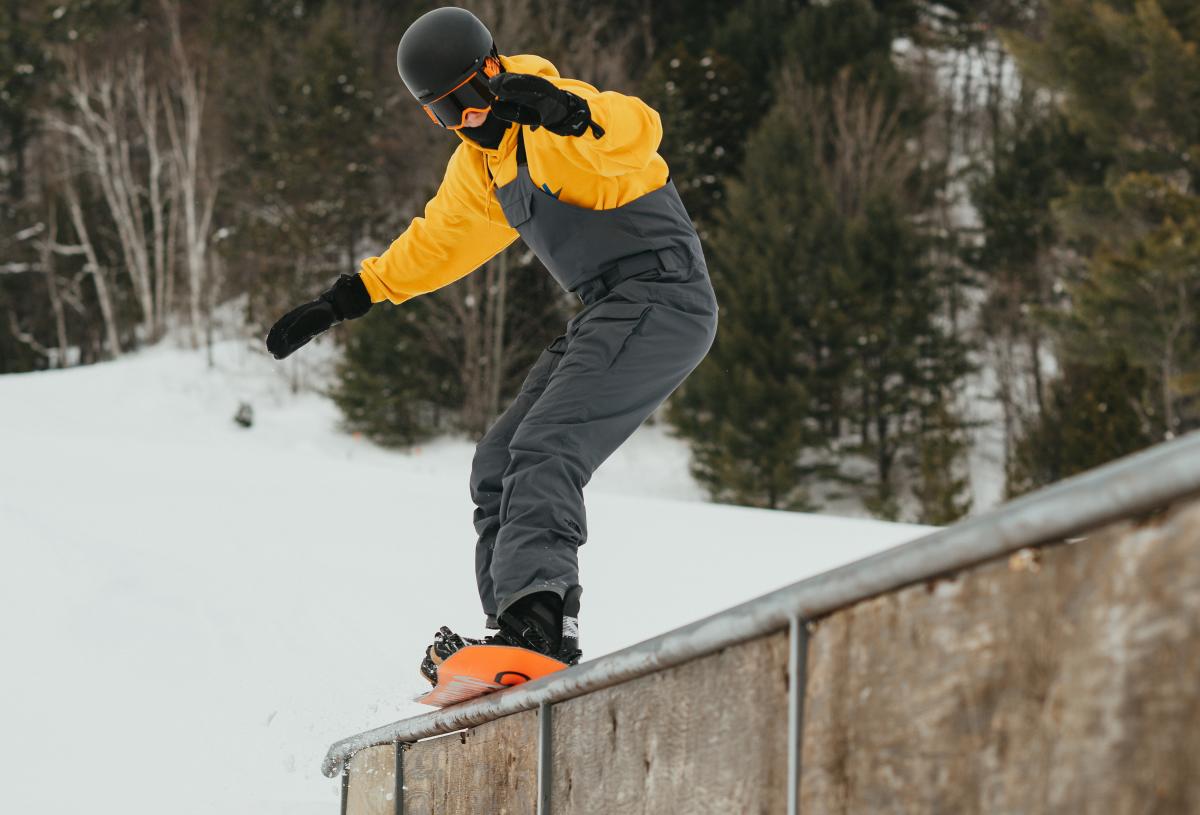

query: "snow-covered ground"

left=0, top=338, right=930, bottom=814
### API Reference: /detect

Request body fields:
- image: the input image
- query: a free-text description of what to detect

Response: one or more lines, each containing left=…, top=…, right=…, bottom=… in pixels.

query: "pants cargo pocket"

left=572, top=301, right=652, bottom=370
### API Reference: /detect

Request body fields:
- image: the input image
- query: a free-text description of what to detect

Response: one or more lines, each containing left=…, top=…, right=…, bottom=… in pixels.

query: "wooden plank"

left=551, top=632, right=789, bottom=814
left=403, top=709, right=538, bottom=815
left=801, top=496, right=1200, bottom=814
left=345, top=743, right=397, bottom=815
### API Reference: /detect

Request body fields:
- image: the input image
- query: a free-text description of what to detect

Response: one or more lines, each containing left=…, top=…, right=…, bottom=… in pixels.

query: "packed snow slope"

left=0, top=339, right=929, bottom=815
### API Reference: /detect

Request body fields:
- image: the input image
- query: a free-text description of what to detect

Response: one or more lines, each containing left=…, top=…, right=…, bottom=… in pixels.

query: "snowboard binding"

left=419, top=626, right=483, bottom=686
left=417, top=587, right=583, bottom=706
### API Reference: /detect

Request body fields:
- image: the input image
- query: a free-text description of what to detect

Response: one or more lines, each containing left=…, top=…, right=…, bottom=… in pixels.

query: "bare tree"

left=900, top=9, right=1052, bottom=490
left=5, top=211, right=79, bottom=366
left=414, top=246, right=513, bottom=436
left=44, top=51, right=174, bottom=343
left=52, top=134, right=123, bottom=358
left=161, top=0, right=218, bottom=348
left=37, top=205, right=70, bottom=365
left=10, top=149, right=72, bottom=366
left=783, top=68, right=920, bottom=222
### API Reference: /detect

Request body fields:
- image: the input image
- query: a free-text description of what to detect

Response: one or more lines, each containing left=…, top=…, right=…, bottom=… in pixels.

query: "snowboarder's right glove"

left=487, top=73, right=606, bottom=139
left=266, top=273, right=372, bottom=360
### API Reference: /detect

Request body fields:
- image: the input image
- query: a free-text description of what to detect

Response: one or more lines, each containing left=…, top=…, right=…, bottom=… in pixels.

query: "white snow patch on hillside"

left=0, top=340, right=929, bottom=814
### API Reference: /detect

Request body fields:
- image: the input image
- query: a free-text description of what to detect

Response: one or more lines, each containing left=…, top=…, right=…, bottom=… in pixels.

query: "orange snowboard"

left=416, top=645, right=569, bottom=707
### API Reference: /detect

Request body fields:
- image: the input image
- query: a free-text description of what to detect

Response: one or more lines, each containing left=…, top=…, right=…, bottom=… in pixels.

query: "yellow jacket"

left=358, top=53, right=670, bottom=305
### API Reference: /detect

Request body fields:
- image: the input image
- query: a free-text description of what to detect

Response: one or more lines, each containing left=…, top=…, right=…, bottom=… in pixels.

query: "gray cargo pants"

left=469, top=260, right=718, bottom=626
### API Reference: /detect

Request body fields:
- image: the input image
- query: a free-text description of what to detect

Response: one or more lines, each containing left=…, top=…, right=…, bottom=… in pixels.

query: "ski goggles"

left=422, top=66, right=497, bottom=130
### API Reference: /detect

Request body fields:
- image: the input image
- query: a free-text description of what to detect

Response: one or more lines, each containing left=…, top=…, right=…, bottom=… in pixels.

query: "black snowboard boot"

left=420, top=587, right=582, bottom=686
left=497, top=586, right=583, bottom=666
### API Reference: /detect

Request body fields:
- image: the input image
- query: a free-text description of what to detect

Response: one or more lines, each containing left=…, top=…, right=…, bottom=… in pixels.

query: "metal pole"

left=321, top=431, right=1200, bottom=777
left=394, top=741, right=405, bottom=815
left=787, top=614, right=809, bottom=815
left=340, top=767, right=349, bottom=815
left=537, top=702, right=553, bottom=815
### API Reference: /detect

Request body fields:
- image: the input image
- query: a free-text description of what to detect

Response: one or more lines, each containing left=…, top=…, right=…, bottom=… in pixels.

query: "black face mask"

left=461, top=113, right=512, bottom=149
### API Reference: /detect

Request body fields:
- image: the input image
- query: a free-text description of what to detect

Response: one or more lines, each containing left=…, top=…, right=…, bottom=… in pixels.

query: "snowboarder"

left=266, top=7, right=717, bottom=688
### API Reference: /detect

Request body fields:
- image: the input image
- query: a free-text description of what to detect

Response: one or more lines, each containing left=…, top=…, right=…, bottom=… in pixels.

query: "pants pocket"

left=572, top=301, right=652, bottom=370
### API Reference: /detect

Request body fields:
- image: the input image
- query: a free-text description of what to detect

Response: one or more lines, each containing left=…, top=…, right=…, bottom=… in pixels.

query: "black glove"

left=266, top=273, right=372, bottom=360
left=488, top=73, right=606, bottom=139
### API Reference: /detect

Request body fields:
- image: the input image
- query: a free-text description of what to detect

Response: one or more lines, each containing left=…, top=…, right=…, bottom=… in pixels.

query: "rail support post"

left=788, top=613, right=809, bottom=815
left=394, top=741, right=405, bottom=815
left=538, top=701, right=553, bottom=815
left=340, top=766, right=349, bottom=815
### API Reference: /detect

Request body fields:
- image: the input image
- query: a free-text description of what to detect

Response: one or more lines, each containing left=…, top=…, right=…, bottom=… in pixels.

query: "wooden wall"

left=550, top=632, right=789, bottom=815
left=341, top=495, right=1200, bottom=814
left=344, top=744, right=396, bottom=815
left=801, top=497, right=1200, bottom=815
left=404, top=711, right=539, bottom=815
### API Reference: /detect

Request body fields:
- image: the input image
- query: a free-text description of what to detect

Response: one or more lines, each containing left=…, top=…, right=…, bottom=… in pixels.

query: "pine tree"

left=913, top=401, right=974, bottom=525
left=670, top=0, right=974, bottom=518
left=640, top=45, right=756, bottom=241
left=969, top=101, right=1111, bottom=494
left=331, top=302, right=460, bottom=448
left=1006, top=0, right=1200, bottom=440
left=1054, top=174, right=1200, bottom=437
left=668, top=98, right=844, bottom=510
left=638, top=0, right=814, bottom=242
left=1008, top=356, right=1153, bottom=494
left=221, top=2, right=385, bottom=328
left=844, top=196, right=973, bottom=519
left=793, top=0, right=973, bottom=519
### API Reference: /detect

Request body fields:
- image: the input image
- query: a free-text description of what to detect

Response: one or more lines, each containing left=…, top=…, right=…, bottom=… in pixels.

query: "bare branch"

left=8, top=310, right=52, bottom=358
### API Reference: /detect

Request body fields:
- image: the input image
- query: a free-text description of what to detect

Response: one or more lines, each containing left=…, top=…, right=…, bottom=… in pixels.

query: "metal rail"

left=324, top=430, right=1200, bottom=778
left=787, top=614, right=809, bottom=815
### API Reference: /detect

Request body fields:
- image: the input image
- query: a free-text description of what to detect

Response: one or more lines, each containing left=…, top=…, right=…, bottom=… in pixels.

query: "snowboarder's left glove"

left=266, top=273, right=372, bottom=360
left=488, top=73, right=605, bottom=139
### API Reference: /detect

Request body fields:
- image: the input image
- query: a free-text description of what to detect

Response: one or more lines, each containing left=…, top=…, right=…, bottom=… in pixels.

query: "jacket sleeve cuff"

left=357, top=267, right=393, bottom=305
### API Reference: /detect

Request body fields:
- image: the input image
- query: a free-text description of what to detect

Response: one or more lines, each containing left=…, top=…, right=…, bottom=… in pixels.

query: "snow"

left=0, top=337, right=929, bottom=814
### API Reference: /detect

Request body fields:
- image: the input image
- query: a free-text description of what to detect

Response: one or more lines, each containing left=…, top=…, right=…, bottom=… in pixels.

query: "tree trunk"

left=60, top=157, right=121, bottom=358
left=1162, top=353, right=1175, bottom=440
left=46, top=52, right=179, bottom=344
left=39, top=204, right=70, bottom=366
left=163, top=0, right=217, bottom=349
left=1030, top=329, right=1046, bottom=420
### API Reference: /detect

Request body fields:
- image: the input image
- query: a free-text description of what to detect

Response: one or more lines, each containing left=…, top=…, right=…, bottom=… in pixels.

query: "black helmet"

left=397, top=7, right=501, bottom=130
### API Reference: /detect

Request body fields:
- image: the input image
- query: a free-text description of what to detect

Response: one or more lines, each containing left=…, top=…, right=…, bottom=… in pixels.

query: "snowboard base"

left=416, top=645, right=569, bottom=707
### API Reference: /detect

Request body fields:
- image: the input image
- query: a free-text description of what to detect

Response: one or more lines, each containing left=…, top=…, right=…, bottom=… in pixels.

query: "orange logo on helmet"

left=483, top=56, right=501, bottom=78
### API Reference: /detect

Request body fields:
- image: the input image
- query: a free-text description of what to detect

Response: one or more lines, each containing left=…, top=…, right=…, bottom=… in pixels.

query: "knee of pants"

left=470, top=436, right=511, bottom=505
left=505, top=424, right=590, bottom=484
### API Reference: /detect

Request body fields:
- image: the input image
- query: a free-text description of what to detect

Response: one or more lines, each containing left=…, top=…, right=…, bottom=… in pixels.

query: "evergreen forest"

left=3, top=0, right=1199, bottom=522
